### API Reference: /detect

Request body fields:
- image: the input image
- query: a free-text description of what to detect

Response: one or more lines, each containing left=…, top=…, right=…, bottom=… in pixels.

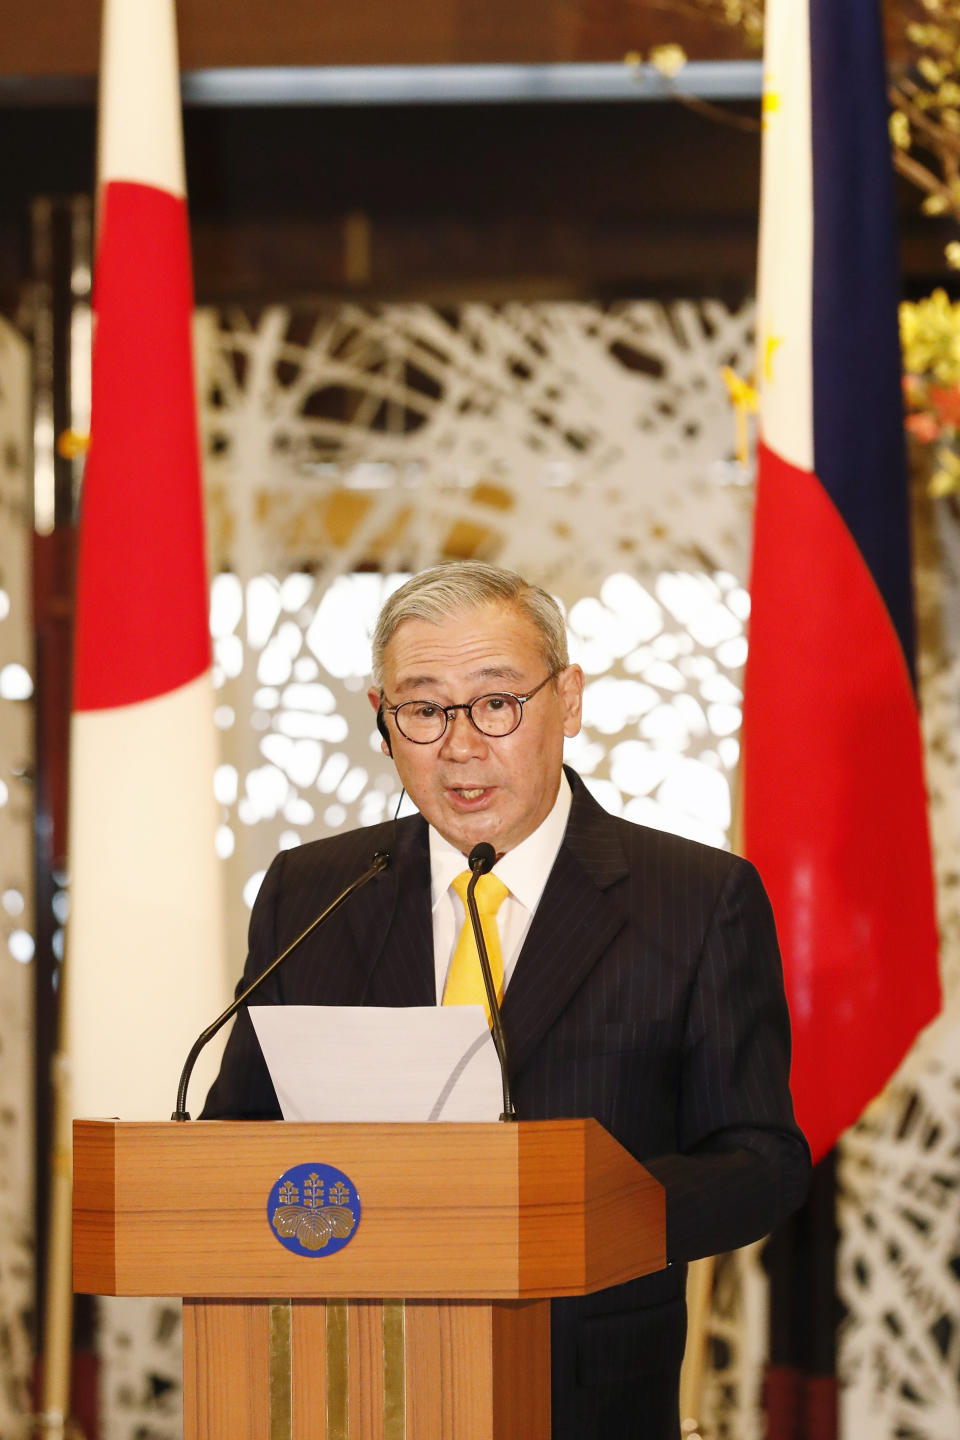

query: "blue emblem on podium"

left=267, top=1162, right=361, bottom=1256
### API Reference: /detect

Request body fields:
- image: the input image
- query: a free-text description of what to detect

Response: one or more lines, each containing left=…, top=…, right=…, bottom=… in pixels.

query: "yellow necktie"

left=442, top=870, right=510, bottom=1024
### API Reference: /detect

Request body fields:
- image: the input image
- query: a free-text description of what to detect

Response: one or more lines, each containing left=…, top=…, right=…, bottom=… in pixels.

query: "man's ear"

left=368, top=687, right=392, bottom=757
left=558, top=665, right=585, bottom=738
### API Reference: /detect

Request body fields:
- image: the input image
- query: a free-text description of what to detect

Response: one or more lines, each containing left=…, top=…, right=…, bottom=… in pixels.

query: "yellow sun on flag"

left=762, top=86, right=780, bottom=130
left=764, top=332, right=783, bottom=381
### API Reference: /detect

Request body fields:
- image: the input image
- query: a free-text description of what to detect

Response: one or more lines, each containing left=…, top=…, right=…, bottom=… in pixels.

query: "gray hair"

left=371, top=561, right=568, bottom=687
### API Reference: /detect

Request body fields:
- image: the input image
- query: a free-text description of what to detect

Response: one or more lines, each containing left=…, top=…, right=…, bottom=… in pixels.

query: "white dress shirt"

left=429, top=774, right=573, bottom=1004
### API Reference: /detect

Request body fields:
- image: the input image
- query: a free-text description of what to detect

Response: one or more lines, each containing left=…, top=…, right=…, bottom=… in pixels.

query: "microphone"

left=465, top=841, right=517, bottom=1122
left=171, top=849, right=391, bottom=1120
left=469, top=842, right=496, bottom=873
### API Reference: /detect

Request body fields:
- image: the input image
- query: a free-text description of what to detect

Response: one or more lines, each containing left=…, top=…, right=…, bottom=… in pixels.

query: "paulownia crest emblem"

left=267, top=1163, right=361, bottom=1257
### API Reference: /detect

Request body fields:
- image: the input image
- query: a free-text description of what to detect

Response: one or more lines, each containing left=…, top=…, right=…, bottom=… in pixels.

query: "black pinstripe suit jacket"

left=203, top=769, right=811, bottom=1439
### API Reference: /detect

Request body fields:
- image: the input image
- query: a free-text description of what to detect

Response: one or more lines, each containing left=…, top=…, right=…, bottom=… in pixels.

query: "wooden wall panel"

left=1, top=93, right=952, bottom=312
left=5, top=0, right=753, bottom=76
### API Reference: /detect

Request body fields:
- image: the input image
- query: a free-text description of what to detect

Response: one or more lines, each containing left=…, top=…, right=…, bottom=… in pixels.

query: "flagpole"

left=36, top=1003, right=73, bottom=1440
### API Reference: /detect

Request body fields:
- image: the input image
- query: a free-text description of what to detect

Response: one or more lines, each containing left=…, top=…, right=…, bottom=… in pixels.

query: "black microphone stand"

left=172, top=850, right=390, bottom=1120
left=465, top=843, right=517, bottom=1122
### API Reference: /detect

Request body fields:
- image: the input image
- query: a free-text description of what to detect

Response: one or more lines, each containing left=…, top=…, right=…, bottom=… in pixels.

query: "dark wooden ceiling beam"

left=188, top=213, right=762, bottom=302
left=6, top=1, right=753, bottom=76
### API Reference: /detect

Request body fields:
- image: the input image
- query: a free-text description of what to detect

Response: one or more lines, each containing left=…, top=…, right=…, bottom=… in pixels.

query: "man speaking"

left=203, top=560, right=811, bottom=1439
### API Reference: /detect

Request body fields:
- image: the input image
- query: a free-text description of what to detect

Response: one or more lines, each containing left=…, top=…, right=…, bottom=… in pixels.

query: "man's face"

left=369, top=601, right=583, bottom=856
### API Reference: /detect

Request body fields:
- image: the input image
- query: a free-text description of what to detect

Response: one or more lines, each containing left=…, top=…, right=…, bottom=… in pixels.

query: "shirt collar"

left=429, top=773, right=572, bottom=910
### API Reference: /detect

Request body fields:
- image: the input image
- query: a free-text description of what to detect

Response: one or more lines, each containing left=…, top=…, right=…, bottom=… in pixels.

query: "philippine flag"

left=65, top=0, right=227, bottom=1119
left=742, top=0, right=941, bottom=1164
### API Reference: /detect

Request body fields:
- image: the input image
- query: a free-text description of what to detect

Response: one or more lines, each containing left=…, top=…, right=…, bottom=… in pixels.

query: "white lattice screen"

left=197, top=302, right=757, bottom=961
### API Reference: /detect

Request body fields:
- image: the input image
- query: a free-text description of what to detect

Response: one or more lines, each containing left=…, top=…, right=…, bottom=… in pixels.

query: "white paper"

left=249, top=1005, right=504, bottom=1122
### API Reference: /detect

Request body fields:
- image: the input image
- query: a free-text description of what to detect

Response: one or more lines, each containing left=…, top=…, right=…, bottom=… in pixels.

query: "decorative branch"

left=641, top=0, right=764, bottom=47
left=892, top=146, right=954, bottom=206
left=647, top=0, right=960, bottom=250
left=893, top=80, right=960, bottom=157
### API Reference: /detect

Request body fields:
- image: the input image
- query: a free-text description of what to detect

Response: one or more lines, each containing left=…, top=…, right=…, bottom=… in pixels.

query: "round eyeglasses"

left=381, top=671, right=559, bottom=744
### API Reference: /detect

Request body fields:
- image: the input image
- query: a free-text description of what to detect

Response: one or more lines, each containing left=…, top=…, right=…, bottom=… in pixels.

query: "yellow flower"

left=906, top=23, right=953, bottom=52
left=919, top=55, right=947, bottom=85
left=900, top=290, right=960, bottom=384
left=649, top=44, right=687, bottom=79
left=890, top=111, right=911, bottom=149
left=930, top=442, right=960, bottom=496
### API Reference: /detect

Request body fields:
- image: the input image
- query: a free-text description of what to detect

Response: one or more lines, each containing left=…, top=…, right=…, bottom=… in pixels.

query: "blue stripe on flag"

left=809, top=0, right=916, bottom=684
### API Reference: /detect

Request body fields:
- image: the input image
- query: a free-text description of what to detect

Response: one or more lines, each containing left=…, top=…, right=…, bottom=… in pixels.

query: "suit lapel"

left=348, top=814, right=436, bottom=1007
left=345, top=775, right=630, bottom=1046
left=501, top=773, right=629, bottom=1077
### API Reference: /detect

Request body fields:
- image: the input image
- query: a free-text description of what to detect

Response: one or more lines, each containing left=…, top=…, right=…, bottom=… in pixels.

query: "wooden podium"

left=73, top=1118, right=665, bottom=1440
